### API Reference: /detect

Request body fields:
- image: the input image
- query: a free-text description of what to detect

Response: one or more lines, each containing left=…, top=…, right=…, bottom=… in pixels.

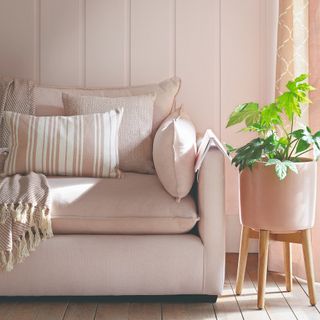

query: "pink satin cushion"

left=153, top=109, right=196, bottom=200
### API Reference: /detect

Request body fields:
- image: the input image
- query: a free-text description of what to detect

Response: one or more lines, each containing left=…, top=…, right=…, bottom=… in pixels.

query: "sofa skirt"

left=0, top=234, right=206, bottom=296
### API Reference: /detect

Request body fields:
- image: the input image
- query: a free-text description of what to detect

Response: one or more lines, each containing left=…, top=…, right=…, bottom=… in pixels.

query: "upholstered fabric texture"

left=49, top=173, right=198, bottom=234
left=34, top=77, right=181, bottom=133
left=0, top=147, right=226, bottom=296
left=63, top=94, right=155, bottom=174
left=153, top=109, right=196, bottom=200
left=197, top=148, right=226, bottom=294
left=3, top=110, right=123, bottom=177
left=0, top=234, right=204, bottom=296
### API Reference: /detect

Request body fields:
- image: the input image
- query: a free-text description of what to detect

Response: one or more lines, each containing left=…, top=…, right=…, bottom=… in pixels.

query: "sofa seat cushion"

left=49, top=173, right=199, bottom=234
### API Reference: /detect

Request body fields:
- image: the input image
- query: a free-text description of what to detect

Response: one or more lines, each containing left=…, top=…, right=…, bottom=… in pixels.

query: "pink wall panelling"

left=0, top=0, right=279, bottom=251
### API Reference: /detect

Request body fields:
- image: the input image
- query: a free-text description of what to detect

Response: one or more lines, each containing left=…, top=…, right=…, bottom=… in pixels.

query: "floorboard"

left=1, top=254, right=319, bottom=320
left=95, top=303, right=129, bottom=320
left=271, top=272, right=320, bottom=319
left=35, top=302, right=69, bottom=320
left=128, top=303, right=161, bottom=320
left=162, top=303, right=216, bottom=320
left=246, top=254, right=297, bottom=320
left=63, top=302, right=97, bottom=320
left=213, top=279, right=243, bottom=320
left=5, top=302, right=40, bottom=320
left=227, top=254, right=271, bottom=320
left=296, top=277, right=320, bottom=313
left=0, top=302, right=18, bottom=319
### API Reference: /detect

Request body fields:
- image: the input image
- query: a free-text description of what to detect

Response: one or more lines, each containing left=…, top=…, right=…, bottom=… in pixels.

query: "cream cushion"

left=49, top=173, right=199, bottom=235
left=63, top=94, right=155, bottom=174
left=153, top=109, right=196, bottom=200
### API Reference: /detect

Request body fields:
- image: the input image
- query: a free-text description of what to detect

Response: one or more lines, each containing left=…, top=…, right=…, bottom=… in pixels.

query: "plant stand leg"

left=301, top=229, right=316, bottom=306
left=236, top=226, right=250, bottom=295
left=258, top=230, right=269, bottom=309
left=283, top=242, right=292, bottom=292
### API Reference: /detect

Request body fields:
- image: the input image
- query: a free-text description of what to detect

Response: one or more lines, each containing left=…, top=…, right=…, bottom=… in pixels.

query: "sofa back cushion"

left=63, top=94, right=155, bottom=174
left=34, top=77, right=181, bottom=133
left=3, top=110, right=123, bottom=178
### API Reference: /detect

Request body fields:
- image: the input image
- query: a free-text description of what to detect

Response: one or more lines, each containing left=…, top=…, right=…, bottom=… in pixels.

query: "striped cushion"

left=3, top=110, right=123, bottom=177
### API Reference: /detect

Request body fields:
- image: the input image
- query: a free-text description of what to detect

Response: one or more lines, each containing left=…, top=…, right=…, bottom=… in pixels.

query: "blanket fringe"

left=0, top=204, right=52, bottom=272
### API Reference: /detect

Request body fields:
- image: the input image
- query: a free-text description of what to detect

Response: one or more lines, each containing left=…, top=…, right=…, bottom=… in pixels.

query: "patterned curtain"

left=269, top=0, right=320, bottom=282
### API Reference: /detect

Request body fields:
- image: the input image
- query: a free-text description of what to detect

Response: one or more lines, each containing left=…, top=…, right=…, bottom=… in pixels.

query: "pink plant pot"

left=240, top=160, right=317, bottom=232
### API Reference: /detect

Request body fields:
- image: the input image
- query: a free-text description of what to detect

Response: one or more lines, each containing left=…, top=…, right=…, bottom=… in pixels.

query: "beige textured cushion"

left=3, top=110, right=123, bottom=177
left=63, top=94, right=155, bottom=174
left=49, top=173, right=199, bottom=234
left=34, top=77, right=181, bottom=133
left=153, top=109, right=196, bottom=200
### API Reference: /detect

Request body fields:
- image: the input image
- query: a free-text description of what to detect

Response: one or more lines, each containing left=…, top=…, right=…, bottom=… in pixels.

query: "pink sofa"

left=0, top=86, right=225, bottom=298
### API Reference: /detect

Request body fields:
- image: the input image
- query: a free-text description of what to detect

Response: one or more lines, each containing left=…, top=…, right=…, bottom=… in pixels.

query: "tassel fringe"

left=0, top=203, right=53, bottom=272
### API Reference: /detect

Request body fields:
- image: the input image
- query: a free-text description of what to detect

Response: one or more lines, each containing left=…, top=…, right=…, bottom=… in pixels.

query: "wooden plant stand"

left=235, top=226, right=316, bottom=309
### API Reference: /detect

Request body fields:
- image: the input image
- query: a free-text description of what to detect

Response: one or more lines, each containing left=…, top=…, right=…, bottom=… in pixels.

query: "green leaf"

left=226, top=103, right=259, bottom=128
left=300, top=127, right=313, bottom=143
left=278, top=137, right=288, bottom=146
left=277, top=92, right=300, bottom=120
left=296, top=139, right=310, bottom=153
left=245, top=112, right=260, bottom=127
left=260, top=103, right=282, bottom=129
left=313, top=131, right=320, bottom=150
left=275, top=162, right=287, bottom=180
left=283, top=160, right=298, bottom=174
left=287, top=80, right=296, bottom=92
left=313, top=131, right=320, bottom=139
left=297, top=83, right=315, bottom=91
left=265, top=159, right=280, bottom=167
left=294, top=74, right=308, bottom=83
left=225, top=144, right=236, bottom=154
left=266, top=159, right=294, bottom=179
left=291, top=129, right=304, bottom=139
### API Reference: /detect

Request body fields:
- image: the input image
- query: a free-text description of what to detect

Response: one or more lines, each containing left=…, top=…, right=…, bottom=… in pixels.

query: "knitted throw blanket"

left=0, top=172, right=52, bottom=271
left=0, top=77, right=52, bottom=272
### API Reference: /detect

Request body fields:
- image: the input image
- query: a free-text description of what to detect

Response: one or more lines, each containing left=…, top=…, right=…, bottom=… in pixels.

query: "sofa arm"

left=197, top=147, right=225, bottom=294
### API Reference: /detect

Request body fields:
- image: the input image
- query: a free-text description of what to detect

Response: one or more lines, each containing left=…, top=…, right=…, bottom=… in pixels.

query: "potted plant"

left=226, top=74, right=318, bottom=232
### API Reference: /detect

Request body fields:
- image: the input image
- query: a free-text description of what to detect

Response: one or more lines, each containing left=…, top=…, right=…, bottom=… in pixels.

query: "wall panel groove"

left=85, top=0, right=127, bottom=87
left=170, top=0, right=177, bottom=77
left=33, top=0, right=40, bottom=83
left=130, top=0, right=175, bottom=85
left=81, top=0, right=86, bottom=87
left=40, top=0, right=83, bottom=86
left=126, top=0, right=131, bottom=86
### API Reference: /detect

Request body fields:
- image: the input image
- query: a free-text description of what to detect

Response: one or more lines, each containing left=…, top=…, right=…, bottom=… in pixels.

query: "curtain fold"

left=268, top=0, right=320, bottom=282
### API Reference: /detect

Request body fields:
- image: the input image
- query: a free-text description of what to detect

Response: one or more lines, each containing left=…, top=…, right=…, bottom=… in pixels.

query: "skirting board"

left=226, top=215, right=258, bottom=253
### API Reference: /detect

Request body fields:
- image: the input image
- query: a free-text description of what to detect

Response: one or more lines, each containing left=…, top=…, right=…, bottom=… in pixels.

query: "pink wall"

left=221, top=0, right=278, bottom=251
left=0, top=0, right=279, bottom=251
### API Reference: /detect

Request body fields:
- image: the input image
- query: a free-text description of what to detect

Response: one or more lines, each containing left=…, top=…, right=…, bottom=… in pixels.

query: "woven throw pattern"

left=0, top=172, right=52, bottom=271
left=0, top=78, right=35, bottom=148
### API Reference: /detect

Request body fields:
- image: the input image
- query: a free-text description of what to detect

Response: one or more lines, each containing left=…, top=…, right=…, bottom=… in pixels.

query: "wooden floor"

left=1, top=253, right=320, bottom=320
